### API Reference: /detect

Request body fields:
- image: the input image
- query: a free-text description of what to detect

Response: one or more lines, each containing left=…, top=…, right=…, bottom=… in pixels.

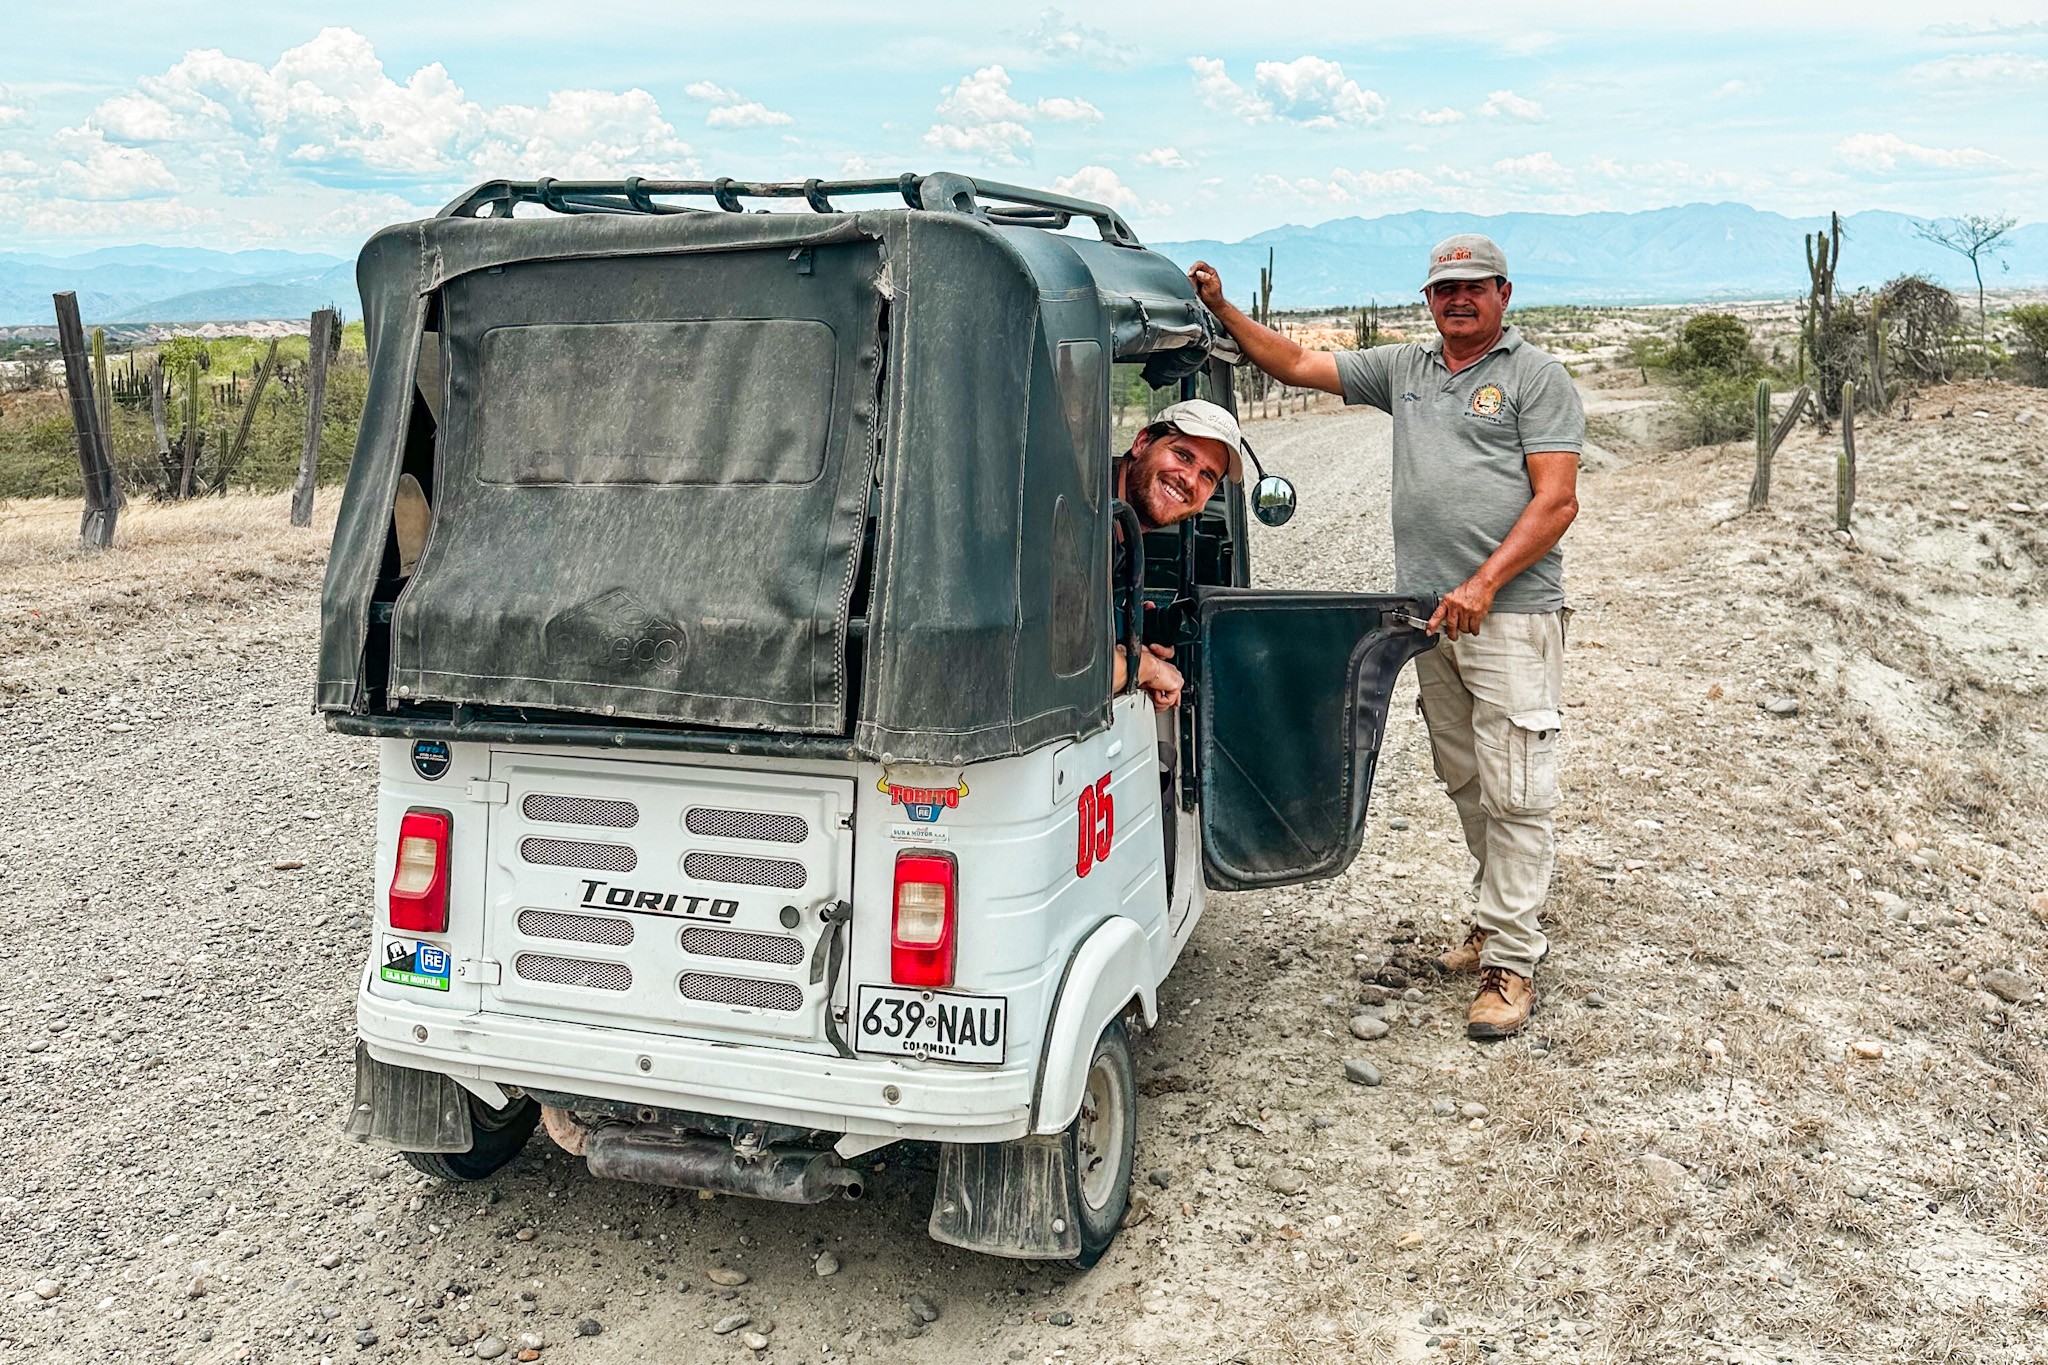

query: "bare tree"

left=1916, top=213, right=2016, bottom=375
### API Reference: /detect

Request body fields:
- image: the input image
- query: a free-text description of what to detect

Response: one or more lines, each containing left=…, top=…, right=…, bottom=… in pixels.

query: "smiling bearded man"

left=1189, top=234, right=1583, bottom=1041
left=1110, top=398, right=1242, bottom=710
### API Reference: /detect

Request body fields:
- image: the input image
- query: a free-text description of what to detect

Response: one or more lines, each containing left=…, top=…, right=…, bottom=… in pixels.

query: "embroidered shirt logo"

left=1469, top=384, right=1505, bottom=418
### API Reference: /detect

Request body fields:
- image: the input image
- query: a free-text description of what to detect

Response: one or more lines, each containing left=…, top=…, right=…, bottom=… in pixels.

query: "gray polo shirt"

left=1334, top=326, right=1582, bottom=612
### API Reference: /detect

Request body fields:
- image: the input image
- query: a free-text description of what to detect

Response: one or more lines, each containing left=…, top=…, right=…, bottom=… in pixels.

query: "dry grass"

left=0, top=491, right=337, bottom=689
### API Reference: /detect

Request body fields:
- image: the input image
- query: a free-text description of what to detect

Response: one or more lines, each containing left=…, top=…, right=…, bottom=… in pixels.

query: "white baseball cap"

left=1150, top=398, right=1246, bottom=482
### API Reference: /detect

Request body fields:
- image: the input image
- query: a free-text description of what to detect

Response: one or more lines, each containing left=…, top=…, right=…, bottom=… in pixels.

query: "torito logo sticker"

left=1469, top=384, right=1505, bottom=418
left=878, top=776, right=968, bottom=824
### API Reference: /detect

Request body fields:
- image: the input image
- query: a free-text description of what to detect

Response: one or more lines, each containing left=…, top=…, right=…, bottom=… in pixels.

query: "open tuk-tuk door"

left=1194, top=589, right=1437, bottom=891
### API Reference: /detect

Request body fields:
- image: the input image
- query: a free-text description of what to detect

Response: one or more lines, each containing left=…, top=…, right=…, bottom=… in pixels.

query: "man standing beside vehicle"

left=1188, top=236, right=1580, bottom=1040
left=1110, top=398, right=1245, bottom=711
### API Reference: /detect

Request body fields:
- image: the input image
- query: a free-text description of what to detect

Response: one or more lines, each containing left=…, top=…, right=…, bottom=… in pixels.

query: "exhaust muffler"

left=584, top=1126, right=864, bottom=1204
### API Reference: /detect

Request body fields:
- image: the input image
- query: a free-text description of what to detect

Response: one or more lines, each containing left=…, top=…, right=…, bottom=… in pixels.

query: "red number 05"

left=1076, top=773, right=1114, bottom=878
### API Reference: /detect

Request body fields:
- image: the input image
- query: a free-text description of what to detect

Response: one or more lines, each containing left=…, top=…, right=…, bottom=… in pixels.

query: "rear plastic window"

left=476, top=318, right=837, bottom=486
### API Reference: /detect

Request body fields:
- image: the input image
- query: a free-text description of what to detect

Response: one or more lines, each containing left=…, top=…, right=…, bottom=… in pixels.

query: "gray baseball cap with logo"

left=1422, top=233, right=1509, bottom=291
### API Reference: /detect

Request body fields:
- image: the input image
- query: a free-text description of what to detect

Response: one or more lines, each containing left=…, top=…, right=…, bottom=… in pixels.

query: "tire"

left=1067, top=1020, right=1137, bottom=1270
left=402, top=1093, right=541, bottom=1182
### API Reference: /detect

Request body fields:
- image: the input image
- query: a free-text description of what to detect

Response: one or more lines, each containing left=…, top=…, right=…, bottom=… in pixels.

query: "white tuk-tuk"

left=321, top=173, right=1434, bottom=1266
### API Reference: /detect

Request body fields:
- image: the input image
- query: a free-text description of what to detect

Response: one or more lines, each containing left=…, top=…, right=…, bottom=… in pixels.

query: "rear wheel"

left=402, top=1093, right=541, bottom=1182
left=1068, top=1020, right=1136, bottom=1269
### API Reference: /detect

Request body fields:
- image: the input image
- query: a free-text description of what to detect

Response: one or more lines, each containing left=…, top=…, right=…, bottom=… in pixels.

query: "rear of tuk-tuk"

left=319, top=174, right=1230, bottom=1261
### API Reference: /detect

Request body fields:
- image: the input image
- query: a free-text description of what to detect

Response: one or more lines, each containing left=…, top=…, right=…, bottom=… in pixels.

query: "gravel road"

left=18, top=388, right=2034, bottom=1364
left=1, top=407, right=1431, bottom=1365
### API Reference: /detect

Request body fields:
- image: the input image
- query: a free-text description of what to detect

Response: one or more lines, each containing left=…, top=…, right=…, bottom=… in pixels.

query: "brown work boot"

left=1467, top=965, right=1537, bottom=1040
left=1435, top=925, right=1488, bottom=975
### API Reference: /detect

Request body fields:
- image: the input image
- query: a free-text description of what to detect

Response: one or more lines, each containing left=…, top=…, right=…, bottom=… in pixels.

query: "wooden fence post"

left=53, top=292, right=123, bottom=548
left=1836, top=381, right=1856, bottom=533
left=291, top=309, right=335, bottom=527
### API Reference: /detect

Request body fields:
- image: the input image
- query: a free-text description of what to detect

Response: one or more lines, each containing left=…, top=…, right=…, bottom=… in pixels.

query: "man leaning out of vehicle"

left=1111, top=398, right=1246, bottom=710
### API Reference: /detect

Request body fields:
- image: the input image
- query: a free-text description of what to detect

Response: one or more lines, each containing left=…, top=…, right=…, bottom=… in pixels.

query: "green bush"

left=1676, top=371, right=1758, bottom=446
left=2011, top=304, right=2048, bottom=386
left=1677, top=313, right=1753, bottom=375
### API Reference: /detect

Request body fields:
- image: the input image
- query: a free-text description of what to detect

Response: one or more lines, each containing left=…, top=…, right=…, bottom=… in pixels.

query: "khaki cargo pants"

left=1413, top=609, right=1565, bottom=976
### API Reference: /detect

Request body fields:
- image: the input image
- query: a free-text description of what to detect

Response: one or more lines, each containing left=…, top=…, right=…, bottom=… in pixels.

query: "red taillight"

left=891, top=850, right=957, bottom=988
left=388, top=808, right=451, bottom=933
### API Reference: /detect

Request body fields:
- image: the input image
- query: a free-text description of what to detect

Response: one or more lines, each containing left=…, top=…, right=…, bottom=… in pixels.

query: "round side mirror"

left=1251, top=475, right=1298, bottom=527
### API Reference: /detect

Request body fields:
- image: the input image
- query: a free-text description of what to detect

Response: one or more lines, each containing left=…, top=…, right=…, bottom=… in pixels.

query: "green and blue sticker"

left=381, top=937, right=451, bottom=991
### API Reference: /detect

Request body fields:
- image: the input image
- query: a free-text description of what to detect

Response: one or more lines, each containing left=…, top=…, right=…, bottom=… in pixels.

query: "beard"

left=1123, top=454, right=1202, bottom=529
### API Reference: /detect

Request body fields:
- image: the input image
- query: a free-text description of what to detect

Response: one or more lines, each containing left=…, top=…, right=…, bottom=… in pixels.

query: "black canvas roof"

left=317, top=174, right=1216, bottom=763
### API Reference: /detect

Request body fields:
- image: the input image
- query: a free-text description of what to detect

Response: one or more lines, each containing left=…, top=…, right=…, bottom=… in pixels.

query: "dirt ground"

left=1, top=379, right=2043, bottom=1365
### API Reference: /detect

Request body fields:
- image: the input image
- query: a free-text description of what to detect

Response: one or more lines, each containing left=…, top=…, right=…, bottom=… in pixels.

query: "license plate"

left=854, top=985, right=1007, bottom=1064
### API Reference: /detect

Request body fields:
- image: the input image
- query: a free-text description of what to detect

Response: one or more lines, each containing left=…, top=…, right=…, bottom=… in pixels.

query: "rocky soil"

left=0, top=381, right=2043, bottom=1364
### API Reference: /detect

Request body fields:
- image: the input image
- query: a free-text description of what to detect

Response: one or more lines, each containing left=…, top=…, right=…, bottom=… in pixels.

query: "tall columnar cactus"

left=179, top=357, right=201, bottom=499
left=1836, top=380, right=1857, bottom=533
left=1748, top=380, right=1773, bottom=511
left=1804, top=212, right=1846, bottom=408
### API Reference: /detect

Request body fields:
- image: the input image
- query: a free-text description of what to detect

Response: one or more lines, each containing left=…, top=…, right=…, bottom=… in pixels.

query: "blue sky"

left=3, top=2, right=2044, bottom=255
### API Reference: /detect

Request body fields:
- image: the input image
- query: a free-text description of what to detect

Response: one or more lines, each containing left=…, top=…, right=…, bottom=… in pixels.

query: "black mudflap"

left=927, top=1134, right=1082, bottom=1260
left=342, top=1042, right=474, bottom=1153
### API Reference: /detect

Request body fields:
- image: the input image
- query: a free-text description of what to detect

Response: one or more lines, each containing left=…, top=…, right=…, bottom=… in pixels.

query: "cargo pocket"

left=1506, top=709, right=1561, bottom=813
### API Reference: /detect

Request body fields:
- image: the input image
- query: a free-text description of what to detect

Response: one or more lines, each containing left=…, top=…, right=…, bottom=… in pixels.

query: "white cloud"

left=1052, top=164, right=1168, bottom=216
left=1836, top=132, right=2004, bottom=173
left=53, top=127, right=179, bottom=199
left=1254, top=166, right=1437, bottom=206
left=1711, top=79, right=1761, bottom=98
left=1189, top=57, right=1271, bottom=121
left=922, top=65, right=1098, bottom=166
left=76, top=28, right=697, bottom=187
left=684, top=80, right=793, bottom=129
left=473, top=88, right=694, bottom=179
left=1907, top=52, right=2048, bottom=85
left=1034, top=96, right=1102, bottom=122
left=1021, top=9, right=1133, bottom=65
left=1189, top=55, right=1385, bottom=127
left=923, top=119, right=1035, bottom=163
left=1923, top=19, right=2048, bottom=37
left=1492, top=151, right=1571, bottom=180
left=1480, top=89, right=1545, bottom=121
left=1410, top=107, right=1465, bottom=126
left=1137, top=146, right=1191, bottom=169
left=1252, top=56, right=1385, bottom=127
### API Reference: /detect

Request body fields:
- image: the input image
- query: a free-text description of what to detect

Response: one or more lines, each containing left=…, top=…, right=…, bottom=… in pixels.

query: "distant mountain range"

left=1152, top=204, right=2048, bottom=308
left=4, top=203, right=2042, bottom=325
left=0, top=247, right=353, bottom=327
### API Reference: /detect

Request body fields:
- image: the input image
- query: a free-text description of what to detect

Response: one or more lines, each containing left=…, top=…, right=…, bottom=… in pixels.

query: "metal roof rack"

left=436, top=171, right=1141, bottom=247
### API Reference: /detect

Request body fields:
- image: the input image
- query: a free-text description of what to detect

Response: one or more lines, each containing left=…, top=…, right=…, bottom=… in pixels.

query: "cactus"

left=179, top=358, right=201, bottom=499
left=1836, top=380, right=1856, bottom=532
left=1748, top=380, right=1773, bottom=511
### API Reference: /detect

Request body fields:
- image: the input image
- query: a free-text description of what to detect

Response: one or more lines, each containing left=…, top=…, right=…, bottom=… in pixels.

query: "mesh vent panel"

left=516, top=909, right=635, bottom=946
left=680, top=926, right=806, bottom=965
left=522, top=793, right=640, bottom=828
left=515, top=954, right=633, bottom=991
left=684, top=808, right=808, bottom=843
left=679, top=973, right=803, bottom=1011
left=520, top=837, right=637, bottom=872
left=683, top=851, right=806, bottom=888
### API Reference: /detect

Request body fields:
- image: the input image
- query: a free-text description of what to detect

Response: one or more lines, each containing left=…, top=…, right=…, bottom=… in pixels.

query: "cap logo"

left=1436, top=247, right=1474, bottom=263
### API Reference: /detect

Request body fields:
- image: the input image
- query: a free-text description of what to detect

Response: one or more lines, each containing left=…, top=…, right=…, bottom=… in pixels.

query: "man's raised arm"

left=1189, top=261, right=1343, bottom=395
